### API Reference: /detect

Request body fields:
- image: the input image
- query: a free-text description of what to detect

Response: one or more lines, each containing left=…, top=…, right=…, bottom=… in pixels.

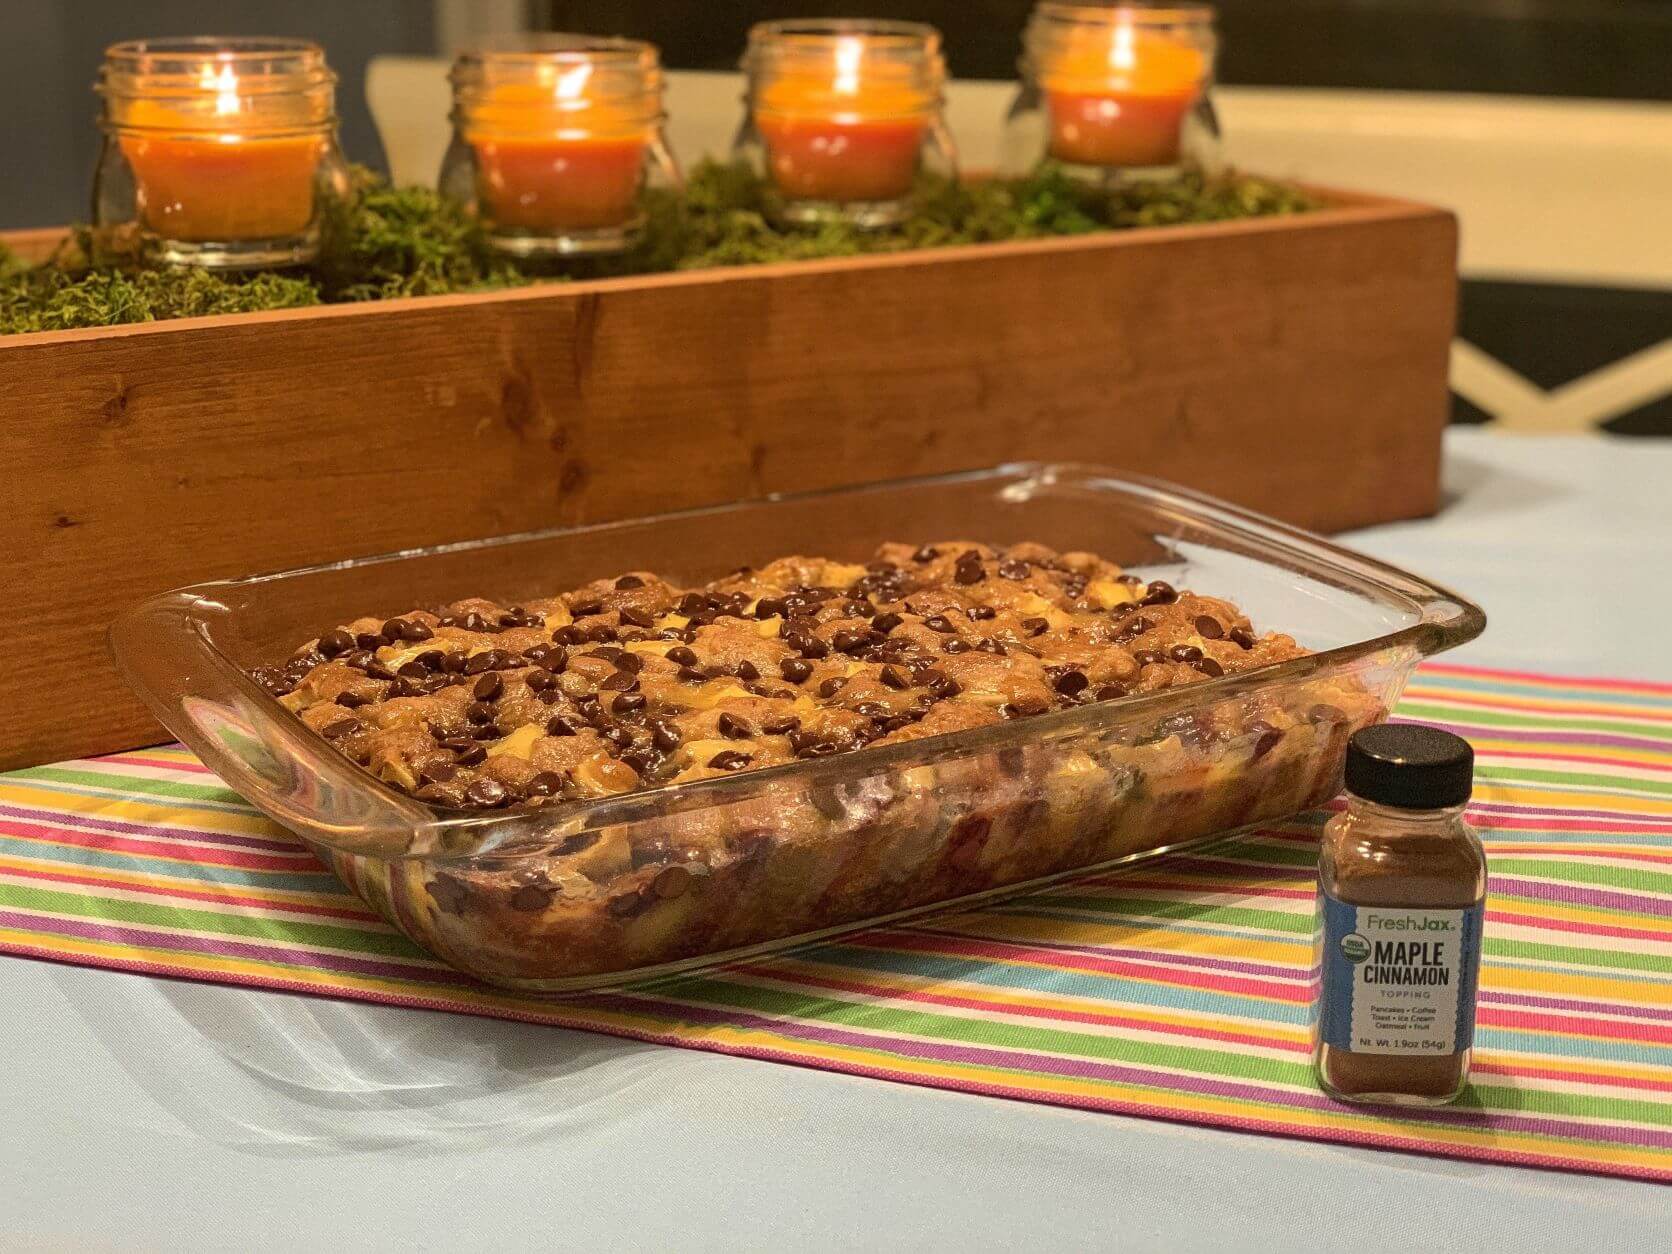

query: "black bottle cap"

left=1344, top=722, right=1473, bottom=810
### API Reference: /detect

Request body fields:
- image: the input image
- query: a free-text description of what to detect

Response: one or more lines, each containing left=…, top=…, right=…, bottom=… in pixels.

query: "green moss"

left=0, top=162, right=1314, bottom=335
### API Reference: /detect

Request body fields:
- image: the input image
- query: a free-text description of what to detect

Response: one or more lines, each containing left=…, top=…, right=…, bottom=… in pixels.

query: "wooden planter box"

left=0, top=185, right=1457, bottom=769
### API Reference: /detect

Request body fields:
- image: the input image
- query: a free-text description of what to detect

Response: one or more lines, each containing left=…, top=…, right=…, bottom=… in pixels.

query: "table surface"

left=7, top=431, right=1671, bottom=1253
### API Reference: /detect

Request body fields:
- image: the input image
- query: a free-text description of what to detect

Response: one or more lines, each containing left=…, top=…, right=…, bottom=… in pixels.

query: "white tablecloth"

left=7, top=431, right=1672, bottom=1252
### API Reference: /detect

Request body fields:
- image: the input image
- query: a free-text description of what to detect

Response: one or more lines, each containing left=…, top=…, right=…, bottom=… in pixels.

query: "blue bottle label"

left=1315, top=895, right=1483, bottom=1055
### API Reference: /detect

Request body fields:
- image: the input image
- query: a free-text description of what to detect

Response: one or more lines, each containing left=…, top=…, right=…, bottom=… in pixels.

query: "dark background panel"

left=542, top=0, right=1672, bottom=98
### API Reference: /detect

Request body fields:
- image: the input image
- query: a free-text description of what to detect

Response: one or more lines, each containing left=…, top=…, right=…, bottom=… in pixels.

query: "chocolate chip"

left=880, top=666, right=910, bottom=690
left=318, top=628, right=354, bottom=658
left=444, top=740, right=487, bottom=765
left=942, top=638, right=972, bottom=654
left=606, top=888, right=650, bottom=918
left=954, top=560, right=985, bottom=585
left=967, top=605, right=997, bottom=621
left=463, top=652, right=496, bottom=675
left=795, top=634, right=830, bottom=660
left=922, top=615, right=955, bottom=634
left=659, top=647, right=697, bottom=672
left=428, top=874, right=469, bottom=915
left=1141, top=580, right=1178, bottom=606
left=615, top=575, right=645, bottom=590
left=617, top=607, right=652, bottom=630
left=790, top=730, right=840, bottom=757
left=472, top=672, right=503, bottom=702
left=975, top=639, right=1007, bottom=656
left=464, top=778, right=508, bottom=808
left=335, top=691, right=369, bottom=708
left=780, top=657, right=812, bottom=683
left=613, top=692, right=647, bottom=714
left=418, top=761, right=458, bottom=786
left=363, top=661, right=396, bottom=681
left=508, top=884, right=554, bottom=911
left=524, top=642, right=567, bottom=670
left=1000, top=696, right=1049, bottom=719
left=571, top=599, right=603, bottom=617
left=354, top=632, right=384, bottom=651
left=733, top=660, right=760, bottom=683
left=1195, top=615, right=1224, bottom=640
left=929, top=678, right=963, bottom=700
left=755, top=597, right=788, bottom=620
left=717, top=712, right=752, bottom=739
left=650, top=719, right=681, bottom=750
left=763, top=715, right=801, bottom=734
left=1053, top=670, right=1089, bottom=696
left=1132, top=650, right=1165, bottom=667
left=1094, top=682, right=1129, bottom=700
left=1308, top=703, right=1346, bottom=725
left=440, top=651, right=469, bottom=674
left=465, top=702, right=495, bottom=724
left=1020, top=617, right=1050, bottom=637
left=707, top=750, right=751, bottom=771
left=653, top=864, right=693, bottom=899
left=552, top=625, right=585, bottom=645
left=320, top=718, right=359, bottom=739
left=597, top=671, right=635, bottom=693
left=1228, top=627, right=1257, bottom=650
left=871, top=612, right=904, bottom=635
left=1168, top=644, right=1204, bottom=663
left=997, top=560, right=1031, bottom=581
left=385, top=677, right=420, bottom=699
left=525, top=669, right=556, bottom=692
left=1117, top=616, right=1155, bottom=641
left=818, top=677, right=848, bottom=698
left=833, top=628, right=873, bottom=655
left=380, top=618, right=409, bottom=641
left=677, top=666, right=706, bottom=682
left=912, top=545, right=939, bottom=563
left=1193, top=658, right=1224, bottom=677
left=543, top=715, right=576, bottom=737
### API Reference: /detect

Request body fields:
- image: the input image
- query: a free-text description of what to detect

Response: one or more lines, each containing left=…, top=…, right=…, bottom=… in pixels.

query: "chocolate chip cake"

left=261, top=540, right=1384, bottom=988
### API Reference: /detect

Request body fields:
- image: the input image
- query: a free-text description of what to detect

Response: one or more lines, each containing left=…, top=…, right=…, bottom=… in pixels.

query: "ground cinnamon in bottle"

left=1313, top=723, right=1486, bottom=1106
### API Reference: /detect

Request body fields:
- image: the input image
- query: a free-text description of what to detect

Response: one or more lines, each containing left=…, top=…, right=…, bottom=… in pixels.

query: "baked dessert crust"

left=258, top=540, right=1382, bottom=987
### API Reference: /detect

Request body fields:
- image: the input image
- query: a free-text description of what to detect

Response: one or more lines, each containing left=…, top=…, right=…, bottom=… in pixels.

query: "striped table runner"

left=2, top=663, right=1669, bottom=1183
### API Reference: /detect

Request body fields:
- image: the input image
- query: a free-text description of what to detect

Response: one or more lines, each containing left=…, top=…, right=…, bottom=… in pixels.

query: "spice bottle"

left=1314, top=723, right=1486, bottom=1106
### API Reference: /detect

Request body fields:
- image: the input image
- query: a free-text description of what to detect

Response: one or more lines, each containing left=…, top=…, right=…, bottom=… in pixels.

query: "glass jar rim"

left=103, top=35, right=327, bottom=63
left=98, top=36, right=334, bottom=99
left=452, top=33, right=661, bottom=71
left=746, top=18, right=944, bottom=53
left=450, top=34, right=665, bottom=125
left=1032, top=2, right=1216, bottom=25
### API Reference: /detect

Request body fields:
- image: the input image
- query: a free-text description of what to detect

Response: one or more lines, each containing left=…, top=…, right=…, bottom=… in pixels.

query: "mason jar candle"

left=93, top=37, right=347, bottom=268
left=735, top=19, right=954, bottom=228
left=442, top=36, right=680, bottom=257
left=1003, top=3, right=1218, bottom=178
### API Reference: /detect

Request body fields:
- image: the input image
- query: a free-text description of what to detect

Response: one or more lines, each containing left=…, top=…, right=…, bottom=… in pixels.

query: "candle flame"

left=553, top=61, right=593, bottom=103
left=833, top=36, right=863, bottom=96
left=197, top=57, right=242, bottom=118
left=1109, top=22, right=1137, bottom=75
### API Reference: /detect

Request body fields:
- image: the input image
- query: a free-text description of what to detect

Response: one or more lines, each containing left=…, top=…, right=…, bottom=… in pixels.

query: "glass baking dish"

left=110, top=464, right=1484, bottom=992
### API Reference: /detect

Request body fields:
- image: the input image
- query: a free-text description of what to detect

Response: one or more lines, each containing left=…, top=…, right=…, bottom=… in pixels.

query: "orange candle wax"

left=1042, top=27, right=1205, bottom=168
left=119, top=72, right=322, bottom=241
left=753, top=51, right=928, bottom=204
left=466, top=80, right=648, bottom=231
left=120, top=129, right=322, bottom=241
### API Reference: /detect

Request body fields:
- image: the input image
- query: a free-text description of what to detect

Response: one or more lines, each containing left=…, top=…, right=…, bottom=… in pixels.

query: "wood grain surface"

left=0, top=192, right=1458, bottom=767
